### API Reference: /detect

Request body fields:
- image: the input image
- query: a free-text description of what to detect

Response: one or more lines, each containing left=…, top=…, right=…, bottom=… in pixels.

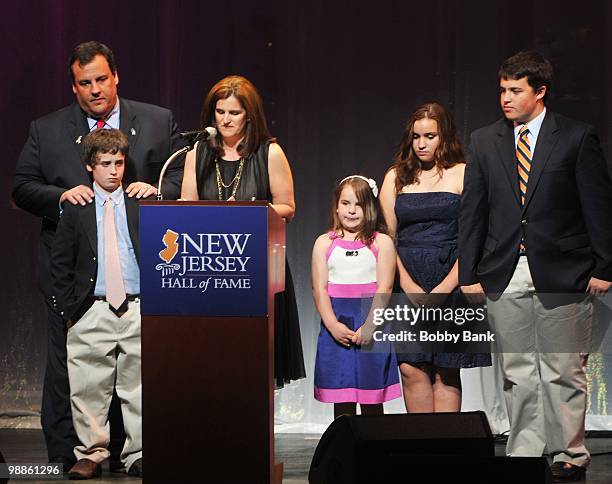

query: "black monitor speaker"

left=309, top=411, right=551, bottom=483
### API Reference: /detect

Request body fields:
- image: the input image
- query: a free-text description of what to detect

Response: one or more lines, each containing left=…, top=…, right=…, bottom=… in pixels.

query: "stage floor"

left=1, top=429, right=611, bottom=482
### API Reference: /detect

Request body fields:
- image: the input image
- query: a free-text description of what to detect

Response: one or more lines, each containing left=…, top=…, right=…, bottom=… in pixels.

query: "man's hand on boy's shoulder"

left=60, top=185, right=94, bottom=206
left=125, top=182, right=157, bottom=199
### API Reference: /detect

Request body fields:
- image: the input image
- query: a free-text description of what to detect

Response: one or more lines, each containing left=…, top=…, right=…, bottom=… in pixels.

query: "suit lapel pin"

left=76, top=135, right=82, bottom=144
left=131, top=128, right=136, bottom=136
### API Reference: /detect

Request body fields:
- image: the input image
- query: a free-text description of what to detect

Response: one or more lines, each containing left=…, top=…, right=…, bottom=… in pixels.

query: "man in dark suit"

left=12, top=41, right=183, bottom=469
left=459, top=51, right=612, bottom=482
left=51, top=129, right=144, bottom=479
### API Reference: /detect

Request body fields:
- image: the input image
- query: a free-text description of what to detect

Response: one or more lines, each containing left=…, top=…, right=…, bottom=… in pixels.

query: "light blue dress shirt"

left=87, top=98, right=121, bottom=131
left=513, top=107, right=546, bottom=152
left=93, top=183, right=140, bottom=296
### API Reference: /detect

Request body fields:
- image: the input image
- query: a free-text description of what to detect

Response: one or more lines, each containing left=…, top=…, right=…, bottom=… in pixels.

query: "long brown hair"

left=392, top=102, right=464, bottom=193
left=200, top=75, right=275, bottom=158
left=330, top=176, right=387, bottom=245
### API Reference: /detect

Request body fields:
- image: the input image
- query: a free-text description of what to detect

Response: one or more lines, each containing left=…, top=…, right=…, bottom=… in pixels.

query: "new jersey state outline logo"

left=156, top=229, right=180, bottom=276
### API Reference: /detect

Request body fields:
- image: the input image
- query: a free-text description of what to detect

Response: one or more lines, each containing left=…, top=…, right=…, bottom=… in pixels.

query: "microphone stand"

left=156, top=140, right=200, bottom=201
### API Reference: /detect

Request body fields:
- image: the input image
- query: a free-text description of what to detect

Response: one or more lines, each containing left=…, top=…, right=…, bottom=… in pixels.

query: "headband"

left=339, top=175, right=379, bottom=198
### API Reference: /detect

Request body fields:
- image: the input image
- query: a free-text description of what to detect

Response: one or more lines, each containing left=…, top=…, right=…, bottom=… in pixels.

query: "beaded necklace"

left=215, top=157, right=245, bottom=200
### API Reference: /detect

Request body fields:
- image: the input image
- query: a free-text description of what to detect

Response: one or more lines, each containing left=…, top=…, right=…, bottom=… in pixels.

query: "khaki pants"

left=67, top=299, right=142, bottom=469
left=487, top=257, right=592, bottom=467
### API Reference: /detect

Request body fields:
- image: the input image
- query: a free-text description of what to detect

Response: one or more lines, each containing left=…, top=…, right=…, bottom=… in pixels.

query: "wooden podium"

left=139, top=201, right=284, bottom=483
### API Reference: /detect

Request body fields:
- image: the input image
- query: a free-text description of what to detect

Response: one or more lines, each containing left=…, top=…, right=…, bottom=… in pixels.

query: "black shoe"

left=550, top=462, right=586, bottom=482
left=109, top=459, right=126, bottom=473
left=128, top=458, right=143, bottom=477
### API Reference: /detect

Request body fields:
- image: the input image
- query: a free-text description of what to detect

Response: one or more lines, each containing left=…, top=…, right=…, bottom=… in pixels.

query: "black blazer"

left=49, top=192, right=141, bottom=323
left=12, top=98, right=183, bottom=296
left=459, top=111, right=612, bottom=294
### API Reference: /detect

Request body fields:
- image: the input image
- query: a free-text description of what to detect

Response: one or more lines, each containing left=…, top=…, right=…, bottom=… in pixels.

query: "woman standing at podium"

left=181, top=75, right=305, bottom=387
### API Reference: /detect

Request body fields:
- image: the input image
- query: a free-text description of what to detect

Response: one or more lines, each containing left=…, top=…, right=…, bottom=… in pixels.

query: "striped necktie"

left=516, top=125, right=531, bottom=253
left=516, top=125, right=531, bottom=205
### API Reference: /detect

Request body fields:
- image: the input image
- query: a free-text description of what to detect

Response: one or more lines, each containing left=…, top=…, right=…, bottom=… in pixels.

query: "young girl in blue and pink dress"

left=312, top=175, right=401, bottom=418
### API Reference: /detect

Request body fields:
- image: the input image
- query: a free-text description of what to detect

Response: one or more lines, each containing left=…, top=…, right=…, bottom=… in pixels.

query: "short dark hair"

left=499, top=51, right=553, bottom=101
left=81, top=129, right=129, bottom=168
left=69, top=41, right=116, bottom=83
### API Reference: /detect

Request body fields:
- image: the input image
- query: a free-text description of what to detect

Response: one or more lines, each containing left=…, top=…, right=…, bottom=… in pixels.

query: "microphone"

left=157, top=126, right=217, bottom=200
left=179, top=126, right=217, bottom=143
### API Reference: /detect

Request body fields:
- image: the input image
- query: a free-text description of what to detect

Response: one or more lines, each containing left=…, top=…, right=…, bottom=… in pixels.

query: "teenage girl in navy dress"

left=380, top=103, right=490, bottom=413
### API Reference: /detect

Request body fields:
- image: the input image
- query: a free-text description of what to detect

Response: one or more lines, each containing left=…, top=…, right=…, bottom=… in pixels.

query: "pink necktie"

left=104, top=197, right=126, bottom=310
left=96, top=119, right=105, bottom=129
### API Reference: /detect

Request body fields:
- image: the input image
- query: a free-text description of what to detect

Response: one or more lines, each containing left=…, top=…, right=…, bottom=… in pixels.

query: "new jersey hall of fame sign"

left=139, top=204, right=270, bottom=317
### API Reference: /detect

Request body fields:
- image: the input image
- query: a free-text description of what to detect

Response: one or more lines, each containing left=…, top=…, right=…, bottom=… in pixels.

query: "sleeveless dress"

left=314, top=232, right=401, bottom=403
left=195, top=140, right=306, bottom=387
left=395, top=192, right=491, bottom=368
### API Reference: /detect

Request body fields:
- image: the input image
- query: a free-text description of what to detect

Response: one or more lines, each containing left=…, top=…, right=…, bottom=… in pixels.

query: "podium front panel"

left=140, top=204, right=268, bottom=317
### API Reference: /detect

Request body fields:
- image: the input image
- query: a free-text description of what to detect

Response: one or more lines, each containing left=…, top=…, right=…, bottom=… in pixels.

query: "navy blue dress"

left=395, top=192, right=491, bottom=368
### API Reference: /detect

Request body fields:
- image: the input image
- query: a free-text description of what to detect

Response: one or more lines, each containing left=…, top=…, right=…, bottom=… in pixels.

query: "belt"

left=93, top=294, right=140, bottom=302
left=93, top=294, right=139, bottom=317
left=94, top=294, right=140, bottom=302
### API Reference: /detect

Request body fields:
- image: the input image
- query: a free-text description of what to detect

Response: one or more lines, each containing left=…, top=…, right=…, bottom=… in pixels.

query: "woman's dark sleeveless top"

left=195, top=140, right=272, bottom=202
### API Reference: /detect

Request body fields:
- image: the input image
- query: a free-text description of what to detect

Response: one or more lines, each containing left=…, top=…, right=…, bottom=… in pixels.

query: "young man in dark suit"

left=459, top=51, right=612, bottom=482
left=51, top=129, right=144, bottom=479
left=12, top=41, right=183, bottom=469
